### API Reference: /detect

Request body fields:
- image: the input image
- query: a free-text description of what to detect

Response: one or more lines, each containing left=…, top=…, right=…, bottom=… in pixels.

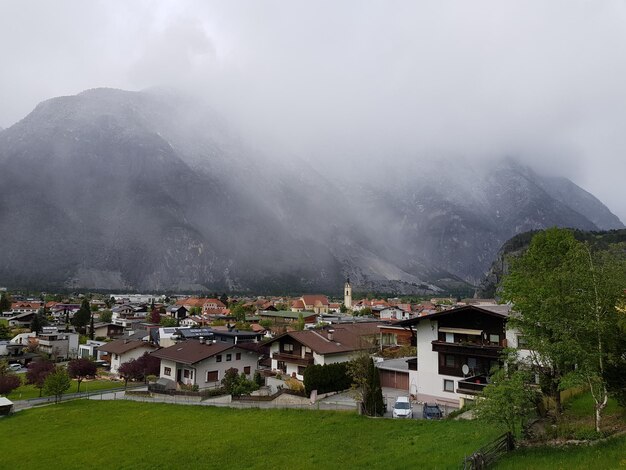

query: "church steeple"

left=344, top=277, right=352, bottom=309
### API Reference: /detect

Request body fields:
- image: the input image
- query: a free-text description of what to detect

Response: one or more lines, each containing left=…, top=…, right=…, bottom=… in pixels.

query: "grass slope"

left=495, top=434, right=626, bottom=469
left=0, top=400, right=496, bottom=469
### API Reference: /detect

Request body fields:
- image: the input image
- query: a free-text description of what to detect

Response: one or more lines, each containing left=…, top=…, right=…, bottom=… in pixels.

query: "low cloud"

left=1, top=1, right=625, bottom=220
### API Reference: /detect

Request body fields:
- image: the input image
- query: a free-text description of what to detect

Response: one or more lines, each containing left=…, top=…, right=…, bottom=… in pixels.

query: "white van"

left=392, top=396, right=413, bottom=419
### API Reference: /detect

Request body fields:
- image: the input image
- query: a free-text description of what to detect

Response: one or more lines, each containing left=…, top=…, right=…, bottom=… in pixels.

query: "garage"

left=379, top=368, right=409, bottom=391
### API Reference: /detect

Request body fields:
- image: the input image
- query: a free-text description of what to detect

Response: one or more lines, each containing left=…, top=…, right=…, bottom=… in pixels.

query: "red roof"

left=291, top=299, right=305, bottom=309
left=151, top=341, right=241, bottom=365
left=301, top=295, right=329, bottom=307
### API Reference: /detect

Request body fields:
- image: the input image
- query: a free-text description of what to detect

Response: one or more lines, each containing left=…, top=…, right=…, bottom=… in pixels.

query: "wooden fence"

left=462, top=432, right=514, bottom=469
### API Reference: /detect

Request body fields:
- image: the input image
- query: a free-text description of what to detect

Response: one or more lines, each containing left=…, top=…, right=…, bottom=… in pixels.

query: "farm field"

left=0, top=400, right=497, bottom=470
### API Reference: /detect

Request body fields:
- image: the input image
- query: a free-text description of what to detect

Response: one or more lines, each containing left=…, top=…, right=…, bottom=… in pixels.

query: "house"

left=379, top=307, right=411, bottom=321
left=168, top=305, right=188, bottom=320
left=300, top=295, right=330, bottom=314
left=7, top=311, right=37, bottom=328
left=258, top=310, right=317, bottom=325
left=378, top=324, right=415, bottom=348
left=151, top=339, right=261, bottom=389
left=91, top=322, right=124, bottom=339
left=78, top=340, right=108, bottom=361
left=98, top=339, right=158, bottom=375
left=395, top=304, right=515, bottom=408
left=36, top=332, right=80, bottom=360
left=9, top=301, right=43, bottom=314
left=265, top=322, right=381, bottom=380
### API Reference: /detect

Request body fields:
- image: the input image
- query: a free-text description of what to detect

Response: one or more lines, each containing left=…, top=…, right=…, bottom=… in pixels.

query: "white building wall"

left=505, top=328, right=533, bottom=363
left=409, top=319, right=463, bottom=408
left=111, top=346, right=154, bottom=375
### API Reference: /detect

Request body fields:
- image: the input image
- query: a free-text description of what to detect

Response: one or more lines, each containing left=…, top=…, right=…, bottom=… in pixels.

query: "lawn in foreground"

left=0, top=400, right=497, bottom=469
left=494, top=434, right=626, bottom=469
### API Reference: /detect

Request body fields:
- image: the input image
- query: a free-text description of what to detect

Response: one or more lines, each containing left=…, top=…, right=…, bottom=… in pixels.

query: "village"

left=0, top=279, right=527, bottom=417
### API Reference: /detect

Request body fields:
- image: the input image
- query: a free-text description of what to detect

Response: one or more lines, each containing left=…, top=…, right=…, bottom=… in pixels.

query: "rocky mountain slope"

left=0, top=88, right=622, bottom=293
left=476, top=228, right=626, bottom=298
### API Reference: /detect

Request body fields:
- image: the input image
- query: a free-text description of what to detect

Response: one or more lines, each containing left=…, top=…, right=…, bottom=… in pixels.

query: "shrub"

left=303, top=362, right=351, bottom=395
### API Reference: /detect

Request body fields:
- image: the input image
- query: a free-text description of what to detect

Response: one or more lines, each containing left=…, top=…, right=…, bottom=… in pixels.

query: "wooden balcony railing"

left=431, top=341, right=502, bottom=358
left=272, top=352, right=314, bottom=366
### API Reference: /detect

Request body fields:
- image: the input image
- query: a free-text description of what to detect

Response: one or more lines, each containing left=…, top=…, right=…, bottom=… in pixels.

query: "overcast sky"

left=1, top=1, right=626, bottom=221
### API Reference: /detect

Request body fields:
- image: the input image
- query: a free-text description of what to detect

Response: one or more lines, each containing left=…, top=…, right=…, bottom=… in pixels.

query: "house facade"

left=98, top=339, right=158, bottom=374
left=266, top=323, right=381, bottom=380
left=151, top=340, right=261, bottom=389
left=397, top=305, right=514, bottom=408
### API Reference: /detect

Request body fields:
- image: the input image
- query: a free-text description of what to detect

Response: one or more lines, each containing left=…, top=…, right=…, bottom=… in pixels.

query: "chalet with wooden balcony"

left=396, top=304, right=513, bottom=408
left=265, top=323, right=381, bottom=380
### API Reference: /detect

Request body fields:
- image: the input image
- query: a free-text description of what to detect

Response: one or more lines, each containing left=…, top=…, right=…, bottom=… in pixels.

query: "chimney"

left=327, top=329, right=334, bottom=341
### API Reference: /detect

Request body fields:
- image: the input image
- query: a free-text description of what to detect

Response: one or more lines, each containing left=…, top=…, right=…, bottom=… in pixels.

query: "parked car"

left=8, top=363, right=22, bottom=372
left=392, top=396, right=413, bottom=419
left=422, top=403, right=443, bottom=420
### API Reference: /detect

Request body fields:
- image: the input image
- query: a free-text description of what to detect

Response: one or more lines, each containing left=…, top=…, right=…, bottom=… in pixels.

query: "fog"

left=1, top=1, right=626, bottom=221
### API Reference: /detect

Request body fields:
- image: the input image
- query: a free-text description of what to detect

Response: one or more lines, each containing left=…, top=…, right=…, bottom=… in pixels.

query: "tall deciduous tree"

left=0, top=293, right=11, bottom=312
left=43, top=368, right=71, bottom=403
left=67, top=358, right=97, bottom=393
left=502, top=228, right=626, bottom=431
left=72, top=298, right=91, bottom=334
left=347, top=353, right=385, bottom=416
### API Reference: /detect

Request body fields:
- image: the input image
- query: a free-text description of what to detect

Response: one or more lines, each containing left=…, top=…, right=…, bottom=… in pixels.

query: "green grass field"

left=0, top=400, right=497, bottom=470
left=6, top=378, right=124, bottom=400
left=495, top=434, right=626, bottom=469
left=495, top=392, right=626, bottom=469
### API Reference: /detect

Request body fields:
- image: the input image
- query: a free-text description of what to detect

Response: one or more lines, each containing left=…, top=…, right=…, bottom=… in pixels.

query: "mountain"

left=0, top=88, right=622, bottom=294
left=476, top=228, right=626, bottom=298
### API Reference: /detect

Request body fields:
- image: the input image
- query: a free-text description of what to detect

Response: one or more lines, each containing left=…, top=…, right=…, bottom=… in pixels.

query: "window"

left=283, top=343, right=294, bottom=352
left=164, top=367, right=172, bottom=376
left=517, top=335, right=528, bottom=349
left=244, top=366, right=251, bottom=375
left=443, top=379, right=454, bottom=393
left=226, top=353, right=232, bottom=361
left=489, top=334, right=500, bottom=345
left=445, top=333, right=454, bottom=343
left=236, top=352, right=241, bottom=360
left=206, top=370, right=218, bottom=382
left=183, top=369, right=190, bottom=378
left=445, top=355, right=456, bottom=368
left=216, top=355, right=222, bottom=362
left=297, top=366, right=306, bottom=376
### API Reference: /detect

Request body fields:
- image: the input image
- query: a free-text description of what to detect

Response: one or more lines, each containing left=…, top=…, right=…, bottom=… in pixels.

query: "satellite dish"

left=462, top=364, right=470, bottom=376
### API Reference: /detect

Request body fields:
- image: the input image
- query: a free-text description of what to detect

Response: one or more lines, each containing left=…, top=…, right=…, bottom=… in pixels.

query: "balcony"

left=272, top=352, right=314, bottom=367
left=456, top=375, right=490, bottom=395
left=431, top=340, right=502, bottom=359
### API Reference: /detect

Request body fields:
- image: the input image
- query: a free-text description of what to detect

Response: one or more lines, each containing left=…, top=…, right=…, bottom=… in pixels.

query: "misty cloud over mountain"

left=0, top=88, right=621, bottom=293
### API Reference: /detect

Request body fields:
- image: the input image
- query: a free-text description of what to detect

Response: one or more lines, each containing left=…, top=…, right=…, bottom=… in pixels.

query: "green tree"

left=347, top=353, right=384, bottom=416
left=0, top=293, right=11, bottom=312
left=295, top=312, right=305, bottom=331
left=340, top=303, right=348, bottom=313
left=43, top=368, right=71, bottom=404
left=502, top=228, right=626, bottom=431
left=98, top=310, right=113, bottom=323
left=160, top=316, right=178, bottom=327
left=231, top=303, right=247, bottom=322
left=71, top=299, right=91, bottom=334
left=474, top=354, right=539, bottom=438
